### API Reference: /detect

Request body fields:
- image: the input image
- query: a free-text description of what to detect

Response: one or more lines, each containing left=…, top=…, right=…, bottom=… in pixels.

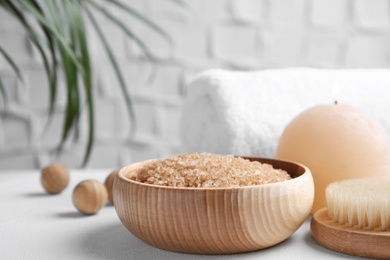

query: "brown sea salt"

left=130, top=153, right=291, bottom=187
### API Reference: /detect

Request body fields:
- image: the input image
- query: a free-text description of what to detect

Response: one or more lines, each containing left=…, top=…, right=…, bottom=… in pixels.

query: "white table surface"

left=0, top=169, right=370, bottom=260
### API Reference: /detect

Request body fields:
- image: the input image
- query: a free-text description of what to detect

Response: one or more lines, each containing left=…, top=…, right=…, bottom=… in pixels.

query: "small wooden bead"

left=41, top=163, right=69, bottom=194
left=104, top=170, right=118, bottom=204
left=72, top=179, right=108, bottom=215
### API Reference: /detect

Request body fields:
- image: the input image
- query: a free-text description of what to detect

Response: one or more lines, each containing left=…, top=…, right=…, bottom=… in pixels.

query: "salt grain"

left=130, top=153, right=291, bottom=187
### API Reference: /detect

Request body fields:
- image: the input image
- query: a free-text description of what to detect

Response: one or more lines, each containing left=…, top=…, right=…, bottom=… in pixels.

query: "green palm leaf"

left=85, top=5, right=135, bottom=134
left=19, top=0, right=83, bottom=72
left=0, top=0, right=184, bottom=167
left=68, top=0, right=94, bottom=167
left=30, top=0, right=58, bottom=118
left=103, top=0, right=173, bottom=46
left=0, top=78, right=7, bottom=110
left=4, top=0, right=57, bottom=120
left=0, top=44, right=22, bottom=81
left=87, top=0, right=155, bottom=61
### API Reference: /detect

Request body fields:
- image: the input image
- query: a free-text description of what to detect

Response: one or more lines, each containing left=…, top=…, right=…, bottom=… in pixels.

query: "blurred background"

left=0, top=0, right=389, bottom=169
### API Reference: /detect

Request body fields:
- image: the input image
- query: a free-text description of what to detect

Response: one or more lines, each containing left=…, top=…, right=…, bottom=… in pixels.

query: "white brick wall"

left=354, top=0, right=390, bottom=29
left=310, top=0, right=348, bottom=28
left=269, top=0, right=306, bottom=30
left=213, top=24, right=259, bottom=66
left=1, top=0, right=390, bottom=169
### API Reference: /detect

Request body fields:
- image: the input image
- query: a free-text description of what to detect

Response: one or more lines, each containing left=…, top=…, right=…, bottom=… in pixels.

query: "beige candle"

left=276, top=104, right=390, bottom=213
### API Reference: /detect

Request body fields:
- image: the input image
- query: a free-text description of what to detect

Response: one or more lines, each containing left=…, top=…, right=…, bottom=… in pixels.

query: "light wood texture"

left=104, top=170, right=118, bottom=204
left=311, top=208, right=390, bottom=259
left=72, top=179, right=108, bottom=215
left=40, top=163, right=69, bottom=194
left=114, top=157, right=314, bottom=254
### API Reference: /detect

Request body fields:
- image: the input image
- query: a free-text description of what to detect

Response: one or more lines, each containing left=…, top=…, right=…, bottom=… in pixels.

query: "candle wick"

left=334, top=100, right=338, bottom=105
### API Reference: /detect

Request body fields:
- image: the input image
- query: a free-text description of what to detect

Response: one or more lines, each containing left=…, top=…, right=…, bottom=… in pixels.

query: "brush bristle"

left=326, top=178, right=390, bottom=231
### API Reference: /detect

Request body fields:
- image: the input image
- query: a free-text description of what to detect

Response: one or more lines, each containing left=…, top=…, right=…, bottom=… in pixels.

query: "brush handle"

left=311, top=208, right=390, bottom=259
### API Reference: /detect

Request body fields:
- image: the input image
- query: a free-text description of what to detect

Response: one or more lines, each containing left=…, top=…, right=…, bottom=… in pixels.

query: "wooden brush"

left=311, top=177, right=390, bottom=259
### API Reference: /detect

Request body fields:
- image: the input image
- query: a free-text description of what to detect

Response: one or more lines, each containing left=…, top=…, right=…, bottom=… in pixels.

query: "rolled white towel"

left=180, top=68, right=390, bottom=158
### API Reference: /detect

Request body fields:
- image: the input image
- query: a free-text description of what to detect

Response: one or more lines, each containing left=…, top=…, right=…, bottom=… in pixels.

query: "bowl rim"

left=116, top=156, right=311, bottom=191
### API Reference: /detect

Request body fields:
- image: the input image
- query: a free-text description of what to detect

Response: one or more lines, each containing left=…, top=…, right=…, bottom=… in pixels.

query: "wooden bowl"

left=113, top=157, right=314, bottom=254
